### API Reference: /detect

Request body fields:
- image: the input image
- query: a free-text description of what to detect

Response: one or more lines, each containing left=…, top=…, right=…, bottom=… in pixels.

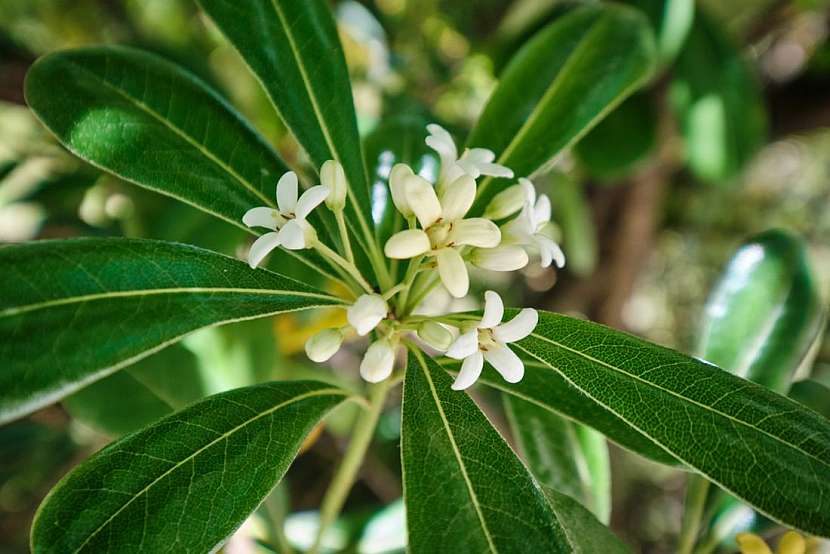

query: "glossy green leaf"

left=504, top=394, right=611, bottom=523
left=541, top=487, right=631, bottom=554
left=31, top=380, right=349, bottom=553
left=196, top=0, right=385, bottom=285
left=0, top=238, right=342, bottom=424
left=63, top=345, right=205, bottom=437
left=573, top=93, right=657, bottom=180
left=24, top=46, right=285, bottom=234
left=671, top=10, right=766, bottom=183
left=468, top=4, right=656, bottom=210
left=622, top=0, right=694, bottom=63
left=513, top=310, right=830, bottom=536
left=791, top=380, right=830, bottom=420
left=696, top=229, right=822, bottom=393
left=402, top=349, right=569, bottom=553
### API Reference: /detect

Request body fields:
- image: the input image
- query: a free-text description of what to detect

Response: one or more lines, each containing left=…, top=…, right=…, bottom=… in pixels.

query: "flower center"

left=426, top=220, right=453, bottom=249
left=477, top=328, right=498, bottom=351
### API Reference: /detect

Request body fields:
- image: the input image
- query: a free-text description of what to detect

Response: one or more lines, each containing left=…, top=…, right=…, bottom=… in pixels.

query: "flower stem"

left=314, top=240, right=374, bottom=294
left=678, top=475, right=711, bottom=554
left=396, top=254, right=425, bottom=312
left=309, top=380, right=391, bottom=554
left=334, top=210, right=355, bottom=265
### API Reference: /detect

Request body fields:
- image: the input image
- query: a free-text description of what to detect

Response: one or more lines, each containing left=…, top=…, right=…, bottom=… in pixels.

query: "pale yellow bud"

left=305, top=329, right=344, bottom=362
left=417, top=321, right=454, bottom=351
left=484, top=184, right=526, bottom=220
left=321, top=160, right=347, bottom=210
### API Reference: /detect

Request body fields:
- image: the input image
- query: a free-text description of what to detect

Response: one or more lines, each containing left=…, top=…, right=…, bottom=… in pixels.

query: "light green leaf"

left=196, top=0, right=386, bottom=285
left=671, top=9, right=766, bottom=183
left=541, top=487, right=631, bottom=554
left=514, top=310, right=830, bottom=536
left=402, top=349, right=569, bottom=553
left=0, top=238, right=342, bottom=424
left=546, top=171, right=597, bottom=276
left=622, top=0, right=695, bottom=64
left=505, top=394, right=611, bottom=523
left=31, top=380, right=349, bottom=553
left=696, top=229, right=823, bottom=393
left=468, top=4, right=656, bottom=210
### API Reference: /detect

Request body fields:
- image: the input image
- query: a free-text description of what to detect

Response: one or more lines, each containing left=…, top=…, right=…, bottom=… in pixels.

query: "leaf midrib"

left=68, top=387, right=347, bottom=553
left=411, top=349, right=499, bottom=553
left=0, top=287, right=341, bottom=318
left=522, top=333, right=830, bottom=471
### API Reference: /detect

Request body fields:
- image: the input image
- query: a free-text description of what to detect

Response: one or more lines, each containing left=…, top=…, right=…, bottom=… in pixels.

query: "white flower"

left=243, top=171, right=330, bottom=267
left=383, top=172, right=500, bottom=298
left=360, top=339, right=396, bottom=383
left=425, top=124, right=513, bottom=186
left=446, top=291, right=538, bottom=391
left=347, top=294, right=389, bottom=336
left=501, top=178, right=565, bottom=269
left=305, top=328, right=344, bottom=362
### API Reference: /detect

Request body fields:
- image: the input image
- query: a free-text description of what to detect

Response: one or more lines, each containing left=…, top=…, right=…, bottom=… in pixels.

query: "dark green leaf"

left=402, top=349, right=569, bottom=553
left=671, top=10, right=766, bottom=183
left=0, top=238, right=342, bottom=424
left=468, top=4, right=656, bottom=210
left=196, top=0, right=386, bottom=285
left=515, top=310, right=830, bottom=536
left=541, top=487, right=631, bottom=554
left=505, top=394, right=611, bottom=522
left=31, top=380, right=349, bottom=553
left=791, top=380, right=830, bottom=420
left=696, top=229, right=823, bottom=393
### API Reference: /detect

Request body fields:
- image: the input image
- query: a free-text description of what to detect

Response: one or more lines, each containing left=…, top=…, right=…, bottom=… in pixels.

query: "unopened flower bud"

left=470, top=246, right=529, bottom=271
left=417, top=321, right=454, bottom=351
left=347, top=294, right=388, bottom=336
left=321, top=160, right=347, bottom=210
left=389, top=163, right=414, bottom=217
left=305, top=328, right=344, bottom=362
left=484, top=184, right=526, bottom=220
left=360, top=339, right=396, bottom=383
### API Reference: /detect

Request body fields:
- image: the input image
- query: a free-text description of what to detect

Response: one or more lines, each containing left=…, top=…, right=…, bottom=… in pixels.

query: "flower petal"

left=484, top=344, right=525, bottom=383
left=347, top=294, right=388, bottom=336
left=405, top=174, right=442, bottom=228
left=483, top=184, right=526, bottom=220
left=276, top=171, right=298, bottom=214
left=425, top=123, right=457, bottom=161
left=360, top=340, right=396, bottom=383
left=242, top=206, right=279, bottom=230
left=478, top=162, right=514, bottom=179
left=533, top=194, right=551, bottom=229
left=479, top=290, right=504, bottom=329
left=534, top=234, right=566, bottom=268
left=436, top=247, right=469, bottom=298
left=494, top=308, right=538, bottom=343
left=451, top=351, right=484, bottom=391
left=278, top=220, right=310, bottom=250
left=247, top=232, right=282, bottom=268
left=446, top=330, right=478, bottom=359
left=449, top=218, right=500, bottom=248
left=439, top=174, right=476, bottom=221
left=295, top=185, right=330, bottom=219
left=389, top=163, right=415, bottom=217
left=384, top=229, right=431, bottom=259
left=470, top=246, right=529, bottom=271
left=519, top=178, right=536, bottom=205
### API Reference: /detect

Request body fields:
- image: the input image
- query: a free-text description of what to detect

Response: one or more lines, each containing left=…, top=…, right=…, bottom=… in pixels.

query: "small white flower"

left=320, top=160, right=347, bottom=211
left=347, top=294, right=389, bottom=336
left=384, top=172, right=500, bottom=298
left=446, top=291, right=538, bottom=391
left=360, top=339, right=396, bottom=383
left=501, top=178, right=565, bottom=269
left=425, top=124, right=513, bottom=186
left=243, top=171, right=330, bottom=267
left=305, top=328, right=344, bottom=362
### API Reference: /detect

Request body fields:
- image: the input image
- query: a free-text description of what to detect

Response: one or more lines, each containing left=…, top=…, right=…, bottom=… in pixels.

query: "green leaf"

left=514, top=310, right=830, bottom=536
left=63, top=345, right=205, bottom=437
left=621, top=0, right=695, bottom=64
left=196, top=0, right=385, bottom=285
left=541, top=487, right=632, bottom=554
left=468, top=4, right=656, bottom=210
left=504, top=394, right=611, bottom=523
left=31, top=380, right=349, bottom=553
left=0, top=238, right=342, bottom=424
left=402, top=349, right=569, bottom=553
left=696, top=229, right=823, bottom=393
left=791, top=380, right=830, bottom=420
left=24, top=46, right=285, bottom=234
left=671, top=9, right=766, bottom=183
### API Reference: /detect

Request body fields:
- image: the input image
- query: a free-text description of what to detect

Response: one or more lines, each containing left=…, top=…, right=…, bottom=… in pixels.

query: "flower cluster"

left=242, top=124, right=564, bottom=390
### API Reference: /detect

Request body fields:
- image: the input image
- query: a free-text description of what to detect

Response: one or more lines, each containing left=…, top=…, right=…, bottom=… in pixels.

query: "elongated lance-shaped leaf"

left=696, top=229, right=823, bottom=394
left=512, top=310, right=830, bottom=537
left=23, top=46, right=337, bottom=280
left=0, top=238, right=343, bottom=424
left=505, top=394, right=611, bottom=523
left=31, top=380, right=349, bottom=553
left=468, top=4, right=656, bottom=211
left=541, top=487, right=631, bottom=554
left=402, top=349, right=569, bottom=553
left=196, top=0, right=385, bottom=285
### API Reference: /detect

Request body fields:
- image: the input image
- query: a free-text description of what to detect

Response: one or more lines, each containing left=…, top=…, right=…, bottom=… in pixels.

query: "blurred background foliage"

left=1, top=1, right=830, bottom=553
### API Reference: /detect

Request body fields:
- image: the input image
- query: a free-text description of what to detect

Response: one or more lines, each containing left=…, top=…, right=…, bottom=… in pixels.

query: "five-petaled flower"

left=446, top=290, right=538, bottom=390
left=501, top=178, right=565, bottom=269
